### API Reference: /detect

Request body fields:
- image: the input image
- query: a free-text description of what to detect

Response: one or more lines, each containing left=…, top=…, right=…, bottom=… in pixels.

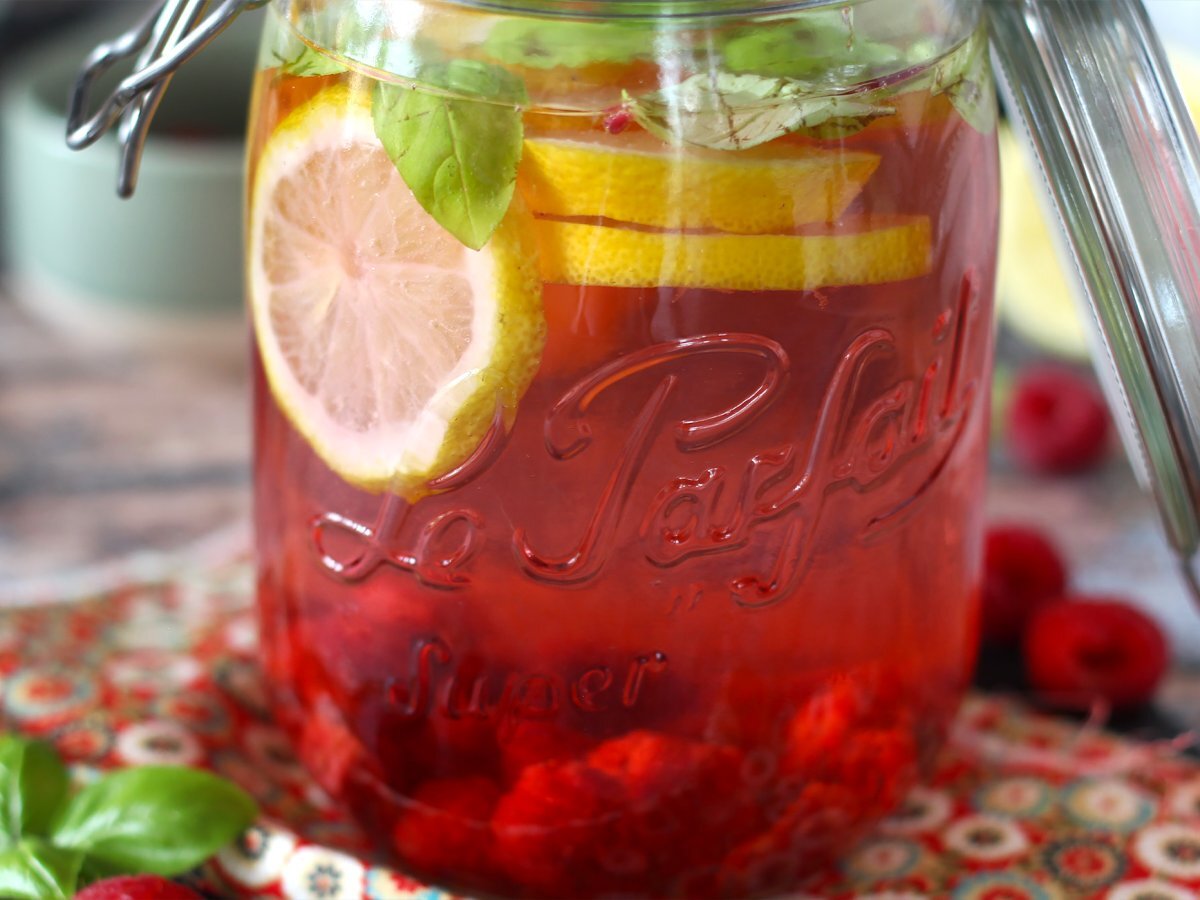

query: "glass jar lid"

left=989, top=0, right=1200, bottom=598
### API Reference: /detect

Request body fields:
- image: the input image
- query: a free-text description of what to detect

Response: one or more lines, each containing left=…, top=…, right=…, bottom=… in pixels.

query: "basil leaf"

left=50, top=766, right=256, bottom=877
left=481, top=19, right=647, bottom=70
left=931, top=30, right=995, bottom=135
left=0, top=840, right=83, bottom=900
left=722, top=10, right=904, bottom=82
left=629, top=73, right=892, bottom=150
left=0, top=736, right=69, bottom=842
left=281, top=43, right=347, bottom=78
left=373, top=60, right=526, bottom=250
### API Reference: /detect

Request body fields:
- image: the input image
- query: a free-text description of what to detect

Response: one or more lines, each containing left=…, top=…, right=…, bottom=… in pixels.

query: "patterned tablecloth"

left=7, top=558, right=1200, bottom=900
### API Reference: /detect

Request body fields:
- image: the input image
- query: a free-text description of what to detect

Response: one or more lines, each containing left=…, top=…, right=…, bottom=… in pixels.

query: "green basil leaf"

left=0, top=736, right=69, bottom=842
left=0, top=840, right=83, bottom=900
left=931, top=30, right=996, bottom=135
left=481, top=19, right=647, bottom=70
left=50, top=766, right=257, bottom=877
left=721, top=10, right=904, bottom=82
left=373, top=60, right=526, bottom=250
left=629, top=73, right=892, bottom=150
left=281, top=43, right=347, bottom=78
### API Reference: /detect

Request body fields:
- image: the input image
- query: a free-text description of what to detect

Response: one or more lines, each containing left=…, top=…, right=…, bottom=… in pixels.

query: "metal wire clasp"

left=65, top=0, right=267, bottom=198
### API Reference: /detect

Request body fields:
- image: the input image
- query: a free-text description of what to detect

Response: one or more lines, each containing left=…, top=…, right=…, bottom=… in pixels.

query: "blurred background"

left=0, top=0, right=1198, bottom=684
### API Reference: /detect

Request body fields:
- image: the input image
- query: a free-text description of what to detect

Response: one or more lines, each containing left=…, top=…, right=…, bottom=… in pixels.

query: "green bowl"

left=0, top=6, right=263, bottom=355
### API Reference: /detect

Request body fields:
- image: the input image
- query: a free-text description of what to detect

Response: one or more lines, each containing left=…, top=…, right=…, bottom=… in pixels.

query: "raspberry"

left=75, top=876, right=202, bottom=900
left=982, top=524, right=1069, bottom=643
left=297, top=702, right=369, bottom=797
left=837, top=727, right=918, bottom=816
left=1007, top=364, right=1109, bottom=474
left=780, top=676, right=867, bottom=778
left=491, top=759, right=625, bottom=895
left=603, top=106, right=632, bottom=134
left=498, top=720, right=589, bottom=786
left=720, top=783, right=855, bottom=898
left=392, top=775, right=500, bottom=879
left=1024, top=597, right=1168, bottom=710
left=587, top=730, right=755, bottom=837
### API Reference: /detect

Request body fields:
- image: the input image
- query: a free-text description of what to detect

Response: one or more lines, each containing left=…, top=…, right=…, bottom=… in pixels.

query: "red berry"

left=1024, top=597, right=1168, bottom=710
left=75, top=876, right=202, bottom=900
left=780, top=676, right=865, bottom=777
left=497, top=720, right=589, bottom=786
left=603, top=107, right=632, bottom=134
left=392, top=775, right=500, bottom=879
left=1007, top=364, right=1109, bottom=474
left=982, top=524, right=1069, bottom=643
left=491, top=759, right=624, bottom=895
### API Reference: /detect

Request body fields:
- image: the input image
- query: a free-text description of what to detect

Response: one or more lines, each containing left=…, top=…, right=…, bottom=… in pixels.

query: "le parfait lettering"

left=309, top=277, right=980, bottom=607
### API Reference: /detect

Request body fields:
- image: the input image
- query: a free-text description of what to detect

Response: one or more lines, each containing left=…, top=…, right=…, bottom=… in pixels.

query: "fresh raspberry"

left=297, top=703, right=369, bottom=797
left=75, top=875, right=202, bottom=900
left=491, top=759, right=625, bottom=895
left=836, top=727, right=918, bottom=816
left=587, top=730, right=756, bottom=840
left=720, top=782, right=856, bottom=898
left=982, top=524, right=1069, bottom=643
left=1024, top=597, right=1168, bottom=710
left=603, top=106, right=632, bottom=134
left=392, top=775, right=500, bottom=879
left=1007, top=364, right=1109, bottom=474
left=498, top=720, right=590, bottom=786
left=780, top=676, right=867, bottom=778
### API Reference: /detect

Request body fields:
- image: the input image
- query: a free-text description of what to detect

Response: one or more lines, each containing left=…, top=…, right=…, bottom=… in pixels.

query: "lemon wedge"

left=521, top=131, right=880, bottom=234
left=248, top=87, right=545, bottom=494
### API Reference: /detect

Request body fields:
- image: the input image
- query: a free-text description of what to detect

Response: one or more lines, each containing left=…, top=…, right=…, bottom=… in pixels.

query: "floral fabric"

left=6, top=558, right=1200, bottom=899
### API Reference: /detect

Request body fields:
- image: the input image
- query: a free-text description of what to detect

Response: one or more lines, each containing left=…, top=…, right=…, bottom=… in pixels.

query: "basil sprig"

left=373, top=60, right=527, bottom=250
left=0, top=735, right=257, bottom=899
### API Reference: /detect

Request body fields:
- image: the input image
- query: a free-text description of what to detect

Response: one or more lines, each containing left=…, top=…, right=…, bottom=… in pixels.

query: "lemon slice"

left=520, top=131, right=880, bottom=234
left=996, top=126, right=1090, bottom=359
left=533, top=215, right=931, bottom=291
left=249, top=87, right=545, bottom=494
left=997, top=47, right=1200, bottom=359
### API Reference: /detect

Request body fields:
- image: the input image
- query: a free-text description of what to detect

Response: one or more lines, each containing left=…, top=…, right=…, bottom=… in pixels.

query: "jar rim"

left=434, top=0, right=852, bottom=19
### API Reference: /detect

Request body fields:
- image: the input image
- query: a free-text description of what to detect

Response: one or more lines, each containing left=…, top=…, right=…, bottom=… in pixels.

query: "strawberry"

left=982, top=524, right=1069, bottom=643
left=75, top=875, right=202, bottom=900
left=392, top=775, right=500, bottom=880
left=1007, top=364, right=1109, bottom=474
left=1024, top=596, right=1168, bottom=710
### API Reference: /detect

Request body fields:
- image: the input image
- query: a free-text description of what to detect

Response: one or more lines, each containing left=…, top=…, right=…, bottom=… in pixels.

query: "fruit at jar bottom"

left=270, top=654, right=941, bottom=898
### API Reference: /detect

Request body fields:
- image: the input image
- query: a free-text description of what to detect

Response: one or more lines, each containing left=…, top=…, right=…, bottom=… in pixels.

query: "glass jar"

left=247, top=1, right=996, bottom=896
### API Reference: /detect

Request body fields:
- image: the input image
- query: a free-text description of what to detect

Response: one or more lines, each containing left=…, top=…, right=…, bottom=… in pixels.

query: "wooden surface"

left=0, top=293, right=250, bottom=594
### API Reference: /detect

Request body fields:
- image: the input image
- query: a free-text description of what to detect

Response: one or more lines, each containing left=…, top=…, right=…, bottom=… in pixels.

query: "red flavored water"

left=249, top=28, right=998, bottom=899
